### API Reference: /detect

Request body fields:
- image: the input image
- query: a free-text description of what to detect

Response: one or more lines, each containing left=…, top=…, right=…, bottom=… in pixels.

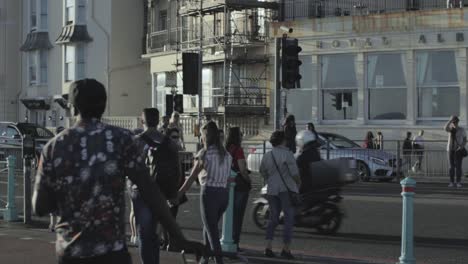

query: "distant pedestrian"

left=159, top=116, right=170, bottom=134
left=226, top=127, right=251, bottom=252
left=178, top=121, right=232, bottom=264
left=403, top=131, right=413, bottom=173
left=444, top=116, right=466, bottom=188
left=376, top=131, right=384, bottom=150
left=282, top=114, right=297, bottom=153
left=219, top=129, right=225, bottom=145
left=306, top=122, right=319, bottom=139
left=167, top=127, right=184, bottom=151
left=412, top=130, right=425, bottom=172
left=363, top=131, right=375, bottom=149
left=168, top=111, right=185, bottom=149
left=32, top=79, right=197, bottom=264
left=260, top=131, right=300, bottom=260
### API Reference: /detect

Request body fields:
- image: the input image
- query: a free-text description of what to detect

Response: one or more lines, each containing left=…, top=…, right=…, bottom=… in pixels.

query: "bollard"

left=4, top=156, right=18, bottom=221
left=397, top=177, right=416, bottom=264
left=220, top=170, right=237, bottom=253
left=23, top=157, right=32, bottom=224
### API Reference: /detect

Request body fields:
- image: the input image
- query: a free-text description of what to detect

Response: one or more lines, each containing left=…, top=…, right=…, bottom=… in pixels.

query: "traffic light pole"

left=274, top=37, right=282, bottom=130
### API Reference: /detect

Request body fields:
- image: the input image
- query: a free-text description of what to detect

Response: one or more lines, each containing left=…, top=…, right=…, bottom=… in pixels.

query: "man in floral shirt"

left=32, top=79, right=195, bottom=264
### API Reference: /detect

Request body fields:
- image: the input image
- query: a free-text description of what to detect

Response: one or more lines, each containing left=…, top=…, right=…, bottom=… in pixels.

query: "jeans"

left=233, top=190, right=250, bottom=246
left=161, top=205, right=179, bottom=250
left=131, top=191, right=160, bottom=264
left=200, top=186, right=229, bottom=264
left=58, top=249, right=131, bottom=264
left=448, top=150, right=463, bottom=183
left=266, top=192, right=295, bottom=244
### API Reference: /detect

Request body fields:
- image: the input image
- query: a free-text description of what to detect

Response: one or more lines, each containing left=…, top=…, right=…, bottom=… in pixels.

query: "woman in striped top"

left=178, top=121, right=232, bottom=264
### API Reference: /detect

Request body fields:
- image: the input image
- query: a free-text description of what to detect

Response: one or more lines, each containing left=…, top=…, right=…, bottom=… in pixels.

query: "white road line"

left=19, top=237, right=34, bottom=240
left=345, top=195, right=468, bottom=206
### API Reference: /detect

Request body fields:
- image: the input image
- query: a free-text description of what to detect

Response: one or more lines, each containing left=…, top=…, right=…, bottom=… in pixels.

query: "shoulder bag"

left=271, top=152, right=302, bottom=207
left=453, top=131, right=468, bottom=158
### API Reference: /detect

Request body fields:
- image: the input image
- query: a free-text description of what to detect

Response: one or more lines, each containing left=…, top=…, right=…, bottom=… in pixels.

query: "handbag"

left=453, top=133, right=468, bottom=158
left=271, top=152, right=302, bottom=207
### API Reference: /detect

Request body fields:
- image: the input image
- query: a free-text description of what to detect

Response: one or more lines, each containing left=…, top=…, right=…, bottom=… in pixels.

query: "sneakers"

left=457, top=183, right=463, bottom=188
left=264, top=248, right=275, bottom=258
left=280, top=250, right=295, bottom=260
left=449, top=182, right=455, bottom=188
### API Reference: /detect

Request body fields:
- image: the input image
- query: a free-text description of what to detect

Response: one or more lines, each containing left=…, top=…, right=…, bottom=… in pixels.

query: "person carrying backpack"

left=128, top=108, right=182, bottom=264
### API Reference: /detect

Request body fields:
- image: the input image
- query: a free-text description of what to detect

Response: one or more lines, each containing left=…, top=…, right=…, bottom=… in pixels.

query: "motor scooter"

left=252, top=185, right=344, bottom=235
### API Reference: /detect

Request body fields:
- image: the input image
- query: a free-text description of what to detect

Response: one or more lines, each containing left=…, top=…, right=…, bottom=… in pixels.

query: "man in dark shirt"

left=32, top=79, right=197, bottom=264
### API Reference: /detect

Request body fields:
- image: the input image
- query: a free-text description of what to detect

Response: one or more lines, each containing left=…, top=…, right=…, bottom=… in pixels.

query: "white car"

left=247, top=132, right=401, bottom=182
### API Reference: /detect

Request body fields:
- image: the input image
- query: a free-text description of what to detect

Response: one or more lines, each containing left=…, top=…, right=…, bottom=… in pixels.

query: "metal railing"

left=284, top=0, right=465, bottom=20
left=242, top=139, right=459, bottom=181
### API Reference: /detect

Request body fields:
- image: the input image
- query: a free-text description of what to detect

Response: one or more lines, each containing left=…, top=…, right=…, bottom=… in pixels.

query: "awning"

left=20, top=32, right=53, bottom=51
left=21, top=97, right=52, bottom=110
left=55, top=25, right=93, bottom=45
left=53, top=94, right=69, bottom=109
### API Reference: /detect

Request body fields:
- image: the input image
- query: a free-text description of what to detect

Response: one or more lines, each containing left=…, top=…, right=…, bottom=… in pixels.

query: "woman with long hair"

left=260, top=131, right=300, bottom=259
left=363, top=131, right=375, bottom=149
left=225, top=127, right=251, bottom=251
left=168, top=111, right=185, bottom=149
left=282, top=114, right=297, bottom=153
left=178, top=121, right=232, bottom=264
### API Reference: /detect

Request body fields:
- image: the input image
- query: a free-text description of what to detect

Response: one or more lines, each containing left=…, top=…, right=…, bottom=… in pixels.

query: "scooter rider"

left=295, top=130, right=322, bottom=194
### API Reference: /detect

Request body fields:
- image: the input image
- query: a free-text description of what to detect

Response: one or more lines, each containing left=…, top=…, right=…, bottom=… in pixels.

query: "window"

left=159, top=10, right=167, bottom=31
left=30, top=0, right=37, bottom=29
left=416, top=50, right=459, bottom=118
left=40, top=0, right=47, bottom=29
left=202, top=68, right=213, bottom=108
left=76, top=45, right=85, bottom=79
left=155, top=73, right=166, bottom=113
left=29, top=52, right=37, bottom=84
left=287, top=56, right=315, bottom=122
left=77, top=0, right=86, bottom=24
left=367, top=53, right=407, bottom=120
left=65, top=45, right=75, bottom=81
left=39, top=50, right=48, bottom=84
left=321, top=54, right=358, bottom=120
left=66, top=0, right=75, bottom=24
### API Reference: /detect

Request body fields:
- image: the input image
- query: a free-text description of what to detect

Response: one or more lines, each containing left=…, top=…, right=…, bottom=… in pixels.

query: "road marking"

left=345, top=195, right=468, bottom=206
left=19, top=237, right=34, bottom=240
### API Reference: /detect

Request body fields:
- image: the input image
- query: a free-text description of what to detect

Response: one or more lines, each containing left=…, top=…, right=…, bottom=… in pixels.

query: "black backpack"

left=139, top=133, right=179, bottom=200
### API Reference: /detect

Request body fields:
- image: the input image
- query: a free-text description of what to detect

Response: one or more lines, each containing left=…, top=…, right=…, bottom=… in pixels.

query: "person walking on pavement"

left=260, top=131, right=301, bottom=260
left=362, top=131, right=376, bottom=149
left=178, top=121, right=232, bottom=264
left=168, top=111, right=185, bottom=149
left=32, top=79, right=199, bottom=264
left=402, top=131, right=413, bottom=174
left=159, top=116, right=170, bottom=134
left=376, top=131, right=384, bottom=150
left=445, top=116, right=467, bottom=188
left=282, top=114, right=297, bottom=153
left=412, top=130, right=425, bottom=173
left=226, top=127, right=251, bottom=252
left=129, top=108, right=182, bottom=263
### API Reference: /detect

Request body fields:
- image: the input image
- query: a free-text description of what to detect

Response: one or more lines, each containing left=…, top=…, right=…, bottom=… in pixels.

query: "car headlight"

left=371, top=157, right=387, bottom=166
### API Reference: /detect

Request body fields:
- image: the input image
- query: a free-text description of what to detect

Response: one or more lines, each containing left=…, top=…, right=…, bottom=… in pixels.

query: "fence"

left=241, top=139, right=457, bottom=182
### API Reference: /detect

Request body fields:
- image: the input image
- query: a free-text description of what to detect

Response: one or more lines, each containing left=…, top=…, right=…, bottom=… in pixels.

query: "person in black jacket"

left=282, top=114, right=297, bottom=153
left=296, top=130, right=322, bottom=193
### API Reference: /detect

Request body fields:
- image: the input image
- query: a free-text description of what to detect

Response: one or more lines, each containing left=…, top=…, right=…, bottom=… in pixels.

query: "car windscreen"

left=16, top=124, right=54, bottom=138
left=321, top=134, right=361, bottom=149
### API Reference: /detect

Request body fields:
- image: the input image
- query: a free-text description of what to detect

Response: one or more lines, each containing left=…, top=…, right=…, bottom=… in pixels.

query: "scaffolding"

left=175, top=0, right=279, bottom=131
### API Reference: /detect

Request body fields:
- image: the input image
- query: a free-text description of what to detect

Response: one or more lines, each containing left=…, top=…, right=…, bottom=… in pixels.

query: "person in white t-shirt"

left=412, top=130, right=425, bottom=172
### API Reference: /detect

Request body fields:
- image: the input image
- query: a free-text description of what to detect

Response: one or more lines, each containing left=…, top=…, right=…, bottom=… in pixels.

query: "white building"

left=273, top=2, right=468, bottom=141
left=20, top=0, right=151, bottom=128
left=0, top=0, right=22, bottom=122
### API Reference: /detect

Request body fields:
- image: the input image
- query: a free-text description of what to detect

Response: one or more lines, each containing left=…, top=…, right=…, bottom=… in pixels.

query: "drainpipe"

left=16, top=0, right=24, bottom=122
left=90, top=0, right=111, bottom=115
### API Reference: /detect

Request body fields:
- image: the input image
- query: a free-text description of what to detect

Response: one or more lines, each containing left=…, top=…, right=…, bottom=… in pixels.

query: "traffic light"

left=281, top=38, right=302, bottom=89
left=343, top=92, right=352, bottom=107
left=174, top=94, right=184, bottom=114
left=332, top=93, right=343, bottom=111
left=165, top=94, right=174, bottom=116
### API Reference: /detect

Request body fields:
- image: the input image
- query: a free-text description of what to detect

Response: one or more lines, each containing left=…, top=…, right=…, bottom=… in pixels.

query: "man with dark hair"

left=445, top=115, right=466, bottom=188
left=32, top=79, right=197, bottom=264
left=128, top=107, right=182, bottom=263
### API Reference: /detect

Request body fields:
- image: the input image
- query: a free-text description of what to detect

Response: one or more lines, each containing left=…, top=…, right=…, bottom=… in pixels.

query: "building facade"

left=20, top=0, right=150, bottom=128
left=0, top=0, right=22, bottom=122
left=144, top=0, right=279, bottom=138
left=272, top=0, right=468, bottom=141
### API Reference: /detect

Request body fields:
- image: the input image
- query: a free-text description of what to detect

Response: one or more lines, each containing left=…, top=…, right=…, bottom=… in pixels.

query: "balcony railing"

left=285, top=0, right=465, bottom=20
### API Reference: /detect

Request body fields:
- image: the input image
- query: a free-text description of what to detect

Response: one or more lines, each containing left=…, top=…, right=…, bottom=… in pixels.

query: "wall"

left=0, top=0, right=21, bottom=122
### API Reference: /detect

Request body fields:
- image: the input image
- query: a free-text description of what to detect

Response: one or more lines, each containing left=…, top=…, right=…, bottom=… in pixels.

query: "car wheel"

left=357, top=161, right=370, bottom=182
left=252, top=203, right=269, bottom=230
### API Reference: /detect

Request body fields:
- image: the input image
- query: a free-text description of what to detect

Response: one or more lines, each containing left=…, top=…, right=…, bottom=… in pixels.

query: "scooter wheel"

left=252, top=203, right=269, bottom=230
left=315, top=203, right=342, bottom=235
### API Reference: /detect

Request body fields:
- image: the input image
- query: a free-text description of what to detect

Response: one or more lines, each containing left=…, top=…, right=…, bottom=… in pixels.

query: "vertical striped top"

left=197, top=146, right=232, bottom=188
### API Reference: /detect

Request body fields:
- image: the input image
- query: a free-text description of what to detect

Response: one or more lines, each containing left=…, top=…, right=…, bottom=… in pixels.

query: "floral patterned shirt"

left=35, top=119, right=147, bottom=258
